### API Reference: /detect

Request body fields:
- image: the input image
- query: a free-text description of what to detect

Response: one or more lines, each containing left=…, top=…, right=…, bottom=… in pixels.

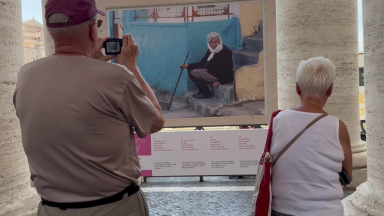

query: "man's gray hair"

left=207, top=32, right=221, bottom=42
left=47, top=13, right=91, bottom=37
left=296, top=57, right=336, bottom=97
left=47, top=13, right=72, bottom=24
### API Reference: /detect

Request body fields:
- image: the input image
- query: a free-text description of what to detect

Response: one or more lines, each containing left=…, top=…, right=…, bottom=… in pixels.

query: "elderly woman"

left=180, top=32, right=234, bottom=99
left=270, top=57, right=353, bottom=216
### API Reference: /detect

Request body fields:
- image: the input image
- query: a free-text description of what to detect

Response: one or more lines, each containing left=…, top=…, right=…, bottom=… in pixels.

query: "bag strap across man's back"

left=272, top=113, right=329, bottom=167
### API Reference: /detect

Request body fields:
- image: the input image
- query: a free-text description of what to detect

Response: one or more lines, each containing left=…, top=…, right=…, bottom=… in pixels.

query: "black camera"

left=104, top=38, right=123, bottom=55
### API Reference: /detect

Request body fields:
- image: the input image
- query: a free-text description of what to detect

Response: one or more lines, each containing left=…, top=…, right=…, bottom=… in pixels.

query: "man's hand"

left=93, top=37, right=117, bottom=62
left=213, top=82, right=221, bottom=87
left=180, top=64, right=188, bottom=70
left=121, top=34, right=140, bottom=72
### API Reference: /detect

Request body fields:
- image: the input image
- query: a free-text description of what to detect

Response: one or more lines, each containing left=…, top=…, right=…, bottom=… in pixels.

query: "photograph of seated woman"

left=180, top=32, right=234, bottom=99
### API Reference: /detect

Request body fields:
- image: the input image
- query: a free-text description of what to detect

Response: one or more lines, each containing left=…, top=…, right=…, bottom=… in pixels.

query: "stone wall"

left=0, top=1, right=39, bottom=215
left=235, top=52, right=265, bottom=101
left=239, top=2, right=263, bottom=37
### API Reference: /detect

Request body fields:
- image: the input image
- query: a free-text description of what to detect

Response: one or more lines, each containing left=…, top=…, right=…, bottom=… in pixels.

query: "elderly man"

left=13, top=0, right=164, bottom=215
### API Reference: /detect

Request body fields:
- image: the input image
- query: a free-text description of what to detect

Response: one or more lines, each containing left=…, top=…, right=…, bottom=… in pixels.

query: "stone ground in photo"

left=140, top=176, right=355, bottom=216
left=153, top=85, right=265, bottom=119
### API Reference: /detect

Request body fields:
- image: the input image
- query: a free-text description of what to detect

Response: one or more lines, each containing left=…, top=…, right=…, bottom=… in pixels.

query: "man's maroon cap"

left=45, top=0, right=106, bottom=28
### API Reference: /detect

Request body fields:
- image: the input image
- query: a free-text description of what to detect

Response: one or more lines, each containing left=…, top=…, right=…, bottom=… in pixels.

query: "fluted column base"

left=0, top=188, right=40, bottom=216
left=350, top=142, right=367, bottom=188
left=350, top=168, right=367, bottom=188
left=343, top=182, right=384, bottom=216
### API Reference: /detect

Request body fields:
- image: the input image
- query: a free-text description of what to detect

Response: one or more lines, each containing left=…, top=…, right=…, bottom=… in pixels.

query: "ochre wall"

left=239, top=2, right=263, bottom=37
left=235, top=52, right=265, bottom=101
left=235, top=2, right=264, bottom=101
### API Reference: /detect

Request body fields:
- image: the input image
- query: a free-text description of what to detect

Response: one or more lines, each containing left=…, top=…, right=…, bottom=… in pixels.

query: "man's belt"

left=41, top=184, right=140, bottom=210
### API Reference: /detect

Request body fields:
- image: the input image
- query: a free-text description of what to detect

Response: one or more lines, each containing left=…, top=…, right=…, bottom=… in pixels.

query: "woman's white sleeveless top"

left=270, top=110, right=345, bottom=216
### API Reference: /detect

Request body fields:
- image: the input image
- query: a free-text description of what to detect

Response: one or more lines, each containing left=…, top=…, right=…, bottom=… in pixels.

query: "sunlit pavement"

left=140, top=176, right=356, bottom=216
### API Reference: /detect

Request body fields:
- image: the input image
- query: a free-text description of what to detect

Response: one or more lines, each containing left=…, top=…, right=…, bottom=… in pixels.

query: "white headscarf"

left=207, top=32, right=223, bottom=61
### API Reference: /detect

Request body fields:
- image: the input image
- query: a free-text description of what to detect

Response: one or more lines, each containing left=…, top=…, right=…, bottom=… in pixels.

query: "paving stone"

left=141, top=176, right=255, bottom=188
left=145, top=191, right=253, bottom=216
left=141, top=176, right=355, bottom=216
left=142, top=176, right=255, bottom=215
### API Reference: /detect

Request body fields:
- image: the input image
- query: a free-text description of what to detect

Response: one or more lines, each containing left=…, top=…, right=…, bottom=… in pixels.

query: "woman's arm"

left=217, top=48, right=234, bottom=83
left=187, top=50, right=210, bottom=71
left=339, top=120, right=353, bottom=183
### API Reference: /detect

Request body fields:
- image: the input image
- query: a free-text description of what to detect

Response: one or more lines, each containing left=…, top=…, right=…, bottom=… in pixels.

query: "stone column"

left=342, top=0, right=384, bottom=215
left=0, top=1, right=39, bottom=216
left=276, top=0, right=367, bottom=187
left=41, top=0, right=55, bottom=56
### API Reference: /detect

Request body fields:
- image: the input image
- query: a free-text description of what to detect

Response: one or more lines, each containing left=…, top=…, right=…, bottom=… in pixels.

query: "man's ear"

left=89, top=19, right=98, bottom=43
left=326, top=83, right=334, bottom=97
left=296, top=83, right=302, bottom=96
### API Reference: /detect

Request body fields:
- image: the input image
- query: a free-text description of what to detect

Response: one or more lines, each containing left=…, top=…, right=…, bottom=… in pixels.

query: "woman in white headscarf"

left=180, top=32, right=234, bottom=99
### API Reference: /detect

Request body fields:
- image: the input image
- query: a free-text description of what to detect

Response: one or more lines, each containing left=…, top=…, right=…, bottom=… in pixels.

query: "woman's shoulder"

left=222, top=44, right=231, bottom=52
left=216, top=45, right=232, bottom=57
left=275, top=110, right=338, bottom=121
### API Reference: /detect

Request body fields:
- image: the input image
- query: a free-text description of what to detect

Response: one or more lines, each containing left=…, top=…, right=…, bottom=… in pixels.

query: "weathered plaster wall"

left=235, top=52, right=264, bottom=101
left=124, top=10, right=149, bottom=23
left=239, top=2, right=263, bottom=37
left=233, top=2, right=264, bottom=102
left=122, top=22, right=188, bottom=95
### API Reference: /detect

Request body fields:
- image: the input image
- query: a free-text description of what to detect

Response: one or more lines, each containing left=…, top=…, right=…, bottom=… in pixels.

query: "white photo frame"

left=96, top=0, right=277, bottom=128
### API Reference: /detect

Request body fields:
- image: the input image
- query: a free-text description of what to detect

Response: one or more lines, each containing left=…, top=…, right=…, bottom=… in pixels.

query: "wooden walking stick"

left=167, top=52, right=189, bottom=110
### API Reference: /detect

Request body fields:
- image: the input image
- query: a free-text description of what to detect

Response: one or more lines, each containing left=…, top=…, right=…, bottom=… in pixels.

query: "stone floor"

left=140, top=176, right=355, bottom=216
left=152, top=85, right=265, bottom=119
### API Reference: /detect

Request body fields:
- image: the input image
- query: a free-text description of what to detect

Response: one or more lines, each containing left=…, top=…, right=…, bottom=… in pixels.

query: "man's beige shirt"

left=13, top=55, right=158, bottom=203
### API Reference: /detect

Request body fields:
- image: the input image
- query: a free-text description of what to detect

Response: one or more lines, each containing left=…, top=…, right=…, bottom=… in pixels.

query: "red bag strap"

left=260, top=110, right=282, bottom=164
left=264, top=110, right=282, bottom=153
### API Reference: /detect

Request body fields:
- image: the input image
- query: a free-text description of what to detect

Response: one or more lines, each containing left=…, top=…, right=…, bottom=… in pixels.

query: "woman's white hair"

left=296, top=57, right=336, bottom=97
left=207, top=32, right=222, bottom=42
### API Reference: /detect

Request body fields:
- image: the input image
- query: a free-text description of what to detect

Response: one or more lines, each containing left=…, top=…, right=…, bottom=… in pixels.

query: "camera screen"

left=106, top=42, right=121, bottom=53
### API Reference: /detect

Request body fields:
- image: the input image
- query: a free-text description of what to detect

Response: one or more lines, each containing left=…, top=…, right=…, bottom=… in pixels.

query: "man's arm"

left=339, top=120, right=353, bottom=183
left=121, top=34, right=165, bottom=134
left=129, top=67, right=165, bottom=133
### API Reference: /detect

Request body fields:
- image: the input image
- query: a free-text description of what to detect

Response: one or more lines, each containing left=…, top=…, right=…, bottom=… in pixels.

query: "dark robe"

left=188, top=44, right=234, bottom=84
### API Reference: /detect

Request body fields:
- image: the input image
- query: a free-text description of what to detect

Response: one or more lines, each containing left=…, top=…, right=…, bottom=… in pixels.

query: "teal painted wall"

left=123, top=10, right=149, bottom=23
left=124, top=23, right=189, bottom=95
left=109, top=11, right=115, bottom=38
left=110, top=16, right=243, bottom=95
left=109, top=11, right=116, bottom=64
